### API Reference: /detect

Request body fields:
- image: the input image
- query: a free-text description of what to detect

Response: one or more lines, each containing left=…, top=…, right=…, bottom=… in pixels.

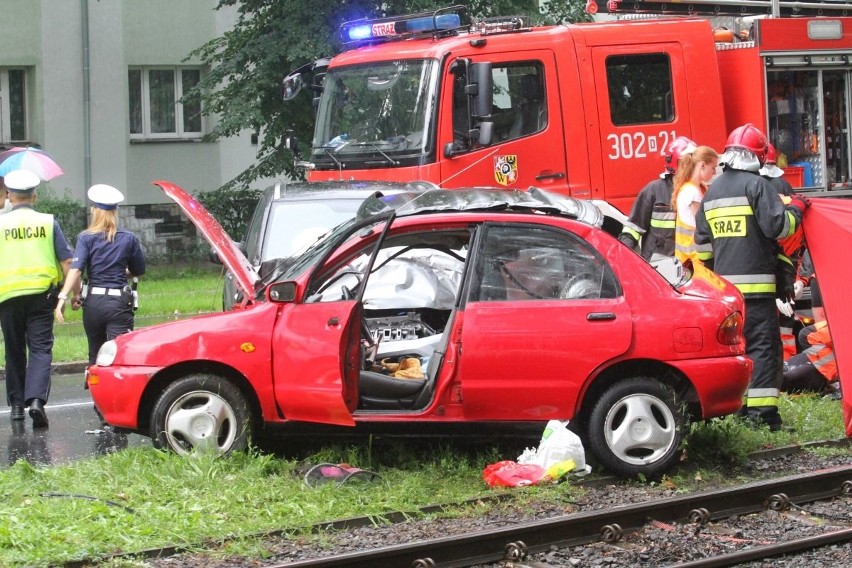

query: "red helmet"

left=664, top=136, right=697, bottom=173
left=725, top=123, right=768, bottom=164
left=765, top=143, right=778, bottom=165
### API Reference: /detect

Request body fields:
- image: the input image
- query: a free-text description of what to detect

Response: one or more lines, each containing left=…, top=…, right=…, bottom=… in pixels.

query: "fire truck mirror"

left=478, top=120, right=494, bottom=146
left=470, top=62, right=493, bottom=119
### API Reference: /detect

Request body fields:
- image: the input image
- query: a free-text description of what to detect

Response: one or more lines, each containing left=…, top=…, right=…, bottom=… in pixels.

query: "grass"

left=0, top=395, right=846, bottom=566
left=1, top=263, right=225, bottom=364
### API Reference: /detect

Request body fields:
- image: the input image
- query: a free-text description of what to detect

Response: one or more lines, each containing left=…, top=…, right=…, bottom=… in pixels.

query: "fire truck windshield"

left=312, top=59, right=439, bottom=169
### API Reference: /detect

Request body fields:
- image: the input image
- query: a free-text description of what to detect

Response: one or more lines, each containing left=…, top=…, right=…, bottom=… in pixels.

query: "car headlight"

left=95, top=340, right=117, bottom=367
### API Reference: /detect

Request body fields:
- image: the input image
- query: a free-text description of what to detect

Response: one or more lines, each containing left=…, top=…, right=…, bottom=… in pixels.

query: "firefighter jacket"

left=617, top=176, right=675, bottom=259
left=0, top=207, right=63, bottom=303
left=694, top=168, right=802, bottom=299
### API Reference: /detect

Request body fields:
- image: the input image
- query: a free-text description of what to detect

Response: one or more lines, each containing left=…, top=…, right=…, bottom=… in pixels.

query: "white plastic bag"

left=517, top=420, right=591, bottom=477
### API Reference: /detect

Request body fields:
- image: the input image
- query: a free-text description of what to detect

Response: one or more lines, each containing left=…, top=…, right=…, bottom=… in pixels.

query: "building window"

left=1, top=68, right=28, bottom=143
left=129, top=67, right=203, bottom=140
left=606, top=53, right=673, bottom=126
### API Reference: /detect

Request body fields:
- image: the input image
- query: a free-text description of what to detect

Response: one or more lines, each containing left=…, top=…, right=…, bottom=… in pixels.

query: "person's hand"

left=775, top=298, right=795, bottom=318
left=54, top=299, right=66, bottom=323
left=793, top=279, right=805, bottom=300
left=789, top=194, right=811, bottom=215
left=71, top=297, right=82, bottom=311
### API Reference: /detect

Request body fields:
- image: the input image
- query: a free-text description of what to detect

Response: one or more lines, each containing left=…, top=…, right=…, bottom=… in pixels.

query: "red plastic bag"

left=482, top=460, right=546, bottom=487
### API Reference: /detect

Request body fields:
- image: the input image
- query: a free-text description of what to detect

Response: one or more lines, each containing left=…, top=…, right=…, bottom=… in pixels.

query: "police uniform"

left=618, top=175, right=676, bottom=259
left=72, top=185, right=146, bottom=364
left=695, top=158, right=804, bottom=430
left=0, top=170, right=73, bottom=427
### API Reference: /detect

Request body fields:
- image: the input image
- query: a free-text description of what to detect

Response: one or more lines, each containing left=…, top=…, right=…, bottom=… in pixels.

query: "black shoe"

left=28, top=399, right=49, bottom=428
left=10, top=405, right=25, bottom=421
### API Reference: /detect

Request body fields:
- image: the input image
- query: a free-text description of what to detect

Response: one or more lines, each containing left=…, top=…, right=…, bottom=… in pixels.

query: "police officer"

left=0, top=169, right=73, bottom=428
left=694, top=124, right=810, bottom=431
left=618, top=136, right=697, bottom=260
left=54, top=184, right=146, bottom=366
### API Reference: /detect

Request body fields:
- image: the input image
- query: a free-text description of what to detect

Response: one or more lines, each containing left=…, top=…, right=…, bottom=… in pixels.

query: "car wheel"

left=587, top=377, right=683, bottom=478
left=150, top=374, right=251, bottom=456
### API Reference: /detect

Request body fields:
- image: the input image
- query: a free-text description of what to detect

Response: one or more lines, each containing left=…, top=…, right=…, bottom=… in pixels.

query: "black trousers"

left=82, top=293, right=135, bottom=365
left=0, top=291, right=57, bottom=407
left=742, top=297, right=783, bottom=425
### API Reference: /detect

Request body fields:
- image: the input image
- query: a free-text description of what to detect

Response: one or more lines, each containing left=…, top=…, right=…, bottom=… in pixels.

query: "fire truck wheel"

left=587, top=377, right=684, bottom=478
left=150, top=374, right=252, bottom=457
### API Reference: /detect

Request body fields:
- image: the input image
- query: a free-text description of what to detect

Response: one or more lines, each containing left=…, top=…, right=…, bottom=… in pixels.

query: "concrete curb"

left=0, top=361, right=88, bottom=380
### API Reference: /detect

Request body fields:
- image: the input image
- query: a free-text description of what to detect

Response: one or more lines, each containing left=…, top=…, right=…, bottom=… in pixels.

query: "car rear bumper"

left=86, top=365, right=159, bottom=430
left=673, top=355, right=751, bottom=418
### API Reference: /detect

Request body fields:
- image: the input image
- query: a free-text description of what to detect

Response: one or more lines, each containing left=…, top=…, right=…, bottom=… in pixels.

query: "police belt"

left=89, top=287, right=125, bottom=297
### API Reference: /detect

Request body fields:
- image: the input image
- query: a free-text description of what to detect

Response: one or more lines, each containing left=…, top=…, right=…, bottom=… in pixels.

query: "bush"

left=35, top=188, right=87, bottom=243
left=195, top=186, right=262, bottom=241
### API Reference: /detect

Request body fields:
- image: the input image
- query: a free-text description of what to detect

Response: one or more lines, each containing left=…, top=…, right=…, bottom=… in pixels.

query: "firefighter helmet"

left=725, top=123, right=768, bottom=164
left=664, top=136, right=697, bottom=174
left=765, top=143, right=778, bottom=165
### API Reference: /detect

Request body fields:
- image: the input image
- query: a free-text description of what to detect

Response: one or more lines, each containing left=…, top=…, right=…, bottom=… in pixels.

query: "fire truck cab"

left=285, top=2, right=852, bottom=213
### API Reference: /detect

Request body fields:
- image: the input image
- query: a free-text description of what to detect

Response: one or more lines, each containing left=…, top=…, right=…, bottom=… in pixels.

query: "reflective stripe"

left=704, top=205, right=754, bottom=220
left=777, top=254, right=793, bottom=268
left=650, top=218, right=676, bottom=229
left=723, top=273, right=775, bottom=294
left=621, top=226, right=642, bottom=241
left=746, top=387, right=779, bottom=408
left=703, top=196, right=750, bottom=209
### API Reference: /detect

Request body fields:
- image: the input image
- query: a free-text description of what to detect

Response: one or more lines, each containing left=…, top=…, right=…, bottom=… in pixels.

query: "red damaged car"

left=88, top=182, right=750, bottom=477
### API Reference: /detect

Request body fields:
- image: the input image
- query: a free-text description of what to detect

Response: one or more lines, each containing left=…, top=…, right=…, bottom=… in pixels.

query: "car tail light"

left=717, top=312, right=744, bottom=345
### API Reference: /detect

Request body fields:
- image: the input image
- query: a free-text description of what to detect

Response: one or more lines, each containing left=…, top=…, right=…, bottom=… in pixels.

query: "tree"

left=185, top=0, right=592, bottom=188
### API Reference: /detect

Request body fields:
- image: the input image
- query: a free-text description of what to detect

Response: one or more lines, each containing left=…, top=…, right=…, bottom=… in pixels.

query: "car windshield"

left=312, top=59, right=439, bottom=168
left=266, top=215, right=389, bottom=289
left=265, top=199, right=365, bottom=260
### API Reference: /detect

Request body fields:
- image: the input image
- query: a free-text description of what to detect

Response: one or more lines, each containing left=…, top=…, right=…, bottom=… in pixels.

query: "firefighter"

left=694, top=123, right=809, bottom=431
left=760, top=143, right=794, bottom=197
left=672, top=145, right=718, bottom=265
left=0, top=170, right=74, bottom=428
left=618, top=136, right=696, bottom=260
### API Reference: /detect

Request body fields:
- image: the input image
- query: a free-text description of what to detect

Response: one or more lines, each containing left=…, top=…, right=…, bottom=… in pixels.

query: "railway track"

left=71, top=440, right=852, bottom=567
left=256, top=465, right=852, bottom=567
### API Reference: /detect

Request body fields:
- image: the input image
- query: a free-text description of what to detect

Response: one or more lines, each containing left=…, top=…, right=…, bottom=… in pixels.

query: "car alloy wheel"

left=150, top=374, right=251, bottom=456
left=588, top=377, right=684, bottom=478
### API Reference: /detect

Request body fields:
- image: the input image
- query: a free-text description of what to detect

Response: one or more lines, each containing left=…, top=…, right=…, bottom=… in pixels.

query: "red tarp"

left=802, top=199, right=852, bottom=437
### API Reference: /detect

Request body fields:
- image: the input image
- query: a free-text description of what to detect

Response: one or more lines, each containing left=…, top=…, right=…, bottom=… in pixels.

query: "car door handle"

left=328, top=316, right=340, bottom=326
left=535, top=171, right=566, bottom=181
left=587, top=312, right=616, bottom=321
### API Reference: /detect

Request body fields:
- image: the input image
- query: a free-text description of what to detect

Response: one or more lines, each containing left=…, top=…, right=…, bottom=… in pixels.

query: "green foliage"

left=185, top=0, right=592, bottom=189
left=195, top=185, right=262, bottom=240
left=34, top=188, right=87, bottom=244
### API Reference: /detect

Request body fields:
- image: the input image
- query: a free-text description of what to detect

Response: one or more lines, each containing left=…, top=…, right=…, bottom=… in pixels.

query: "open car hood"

left=156, top=181, right=258, bottom=302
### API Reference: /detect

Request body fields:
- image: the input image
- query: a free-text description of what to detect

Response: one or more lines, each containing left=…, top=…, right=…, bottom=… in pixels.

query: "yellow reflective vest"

left=0, top=207, right=62, bottom=303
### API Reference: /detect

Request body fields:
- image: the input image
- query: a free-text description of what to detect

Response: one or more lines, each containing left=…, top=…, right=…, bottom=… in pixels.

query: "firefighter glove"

left=793, top=279, right=805, bottom=300
left=775, top=298, right=795, bottom=318
left=788, top=194, right=811, bottom=214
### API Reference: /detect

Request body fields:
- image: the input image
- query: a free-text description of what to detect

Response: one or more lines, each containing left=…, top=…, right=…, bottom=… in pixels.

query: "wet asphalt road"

left=0, top=373, right=151, bottom=468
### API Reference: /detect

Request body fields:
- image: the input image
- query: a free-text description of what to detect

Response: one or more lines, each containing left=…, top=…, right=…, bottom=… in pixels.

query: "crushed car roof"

left=356, top=187, right=605, bottom=228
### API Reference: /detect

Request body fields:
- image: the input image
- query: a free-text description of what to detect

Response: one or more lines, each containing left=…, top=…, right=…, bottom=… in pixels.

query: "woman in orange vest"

left=673, top=146, right=719, bottom=265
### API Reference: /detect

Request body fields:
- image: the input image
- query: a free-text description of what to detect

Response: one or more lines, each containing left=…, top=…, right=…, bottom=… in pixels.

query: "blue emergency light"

left=340, top=8, right=463, bottom=44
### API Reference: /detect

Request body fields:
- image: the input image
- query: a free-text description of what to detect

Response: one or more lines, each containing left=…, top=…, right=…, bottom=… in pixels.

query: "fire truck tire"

left=587, top=377, right=684, bottom=478
left=150, top=374, right=252, bottom=457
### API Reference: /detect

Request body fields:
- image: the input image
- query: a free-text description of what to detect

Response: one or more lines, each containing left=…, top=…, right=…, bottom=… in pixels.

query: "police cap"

left=87, top=184, right=125, bottom=210
left=4, top=169, right=40, bottom=193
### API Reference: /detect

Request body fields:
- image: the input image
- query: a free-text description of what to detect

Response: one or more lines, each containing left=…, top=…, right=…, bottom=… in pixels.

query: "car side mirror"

left=208, top=247, right=222, bottom=265
left=268, top=281, right=297, bottom=303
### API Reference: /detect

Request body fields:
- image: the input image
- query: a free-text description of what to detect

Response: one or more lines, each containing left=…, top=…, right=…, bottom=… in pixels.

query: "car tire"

left=150, top=374, right=251, bottom=456
left=587, top=377, right=684, bottom=478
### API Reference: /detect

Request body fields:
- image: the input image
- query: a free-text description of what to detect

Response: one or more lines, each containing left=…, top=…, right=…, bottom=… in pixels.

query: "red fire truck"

left=283, top=1, right=852, bottom=213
